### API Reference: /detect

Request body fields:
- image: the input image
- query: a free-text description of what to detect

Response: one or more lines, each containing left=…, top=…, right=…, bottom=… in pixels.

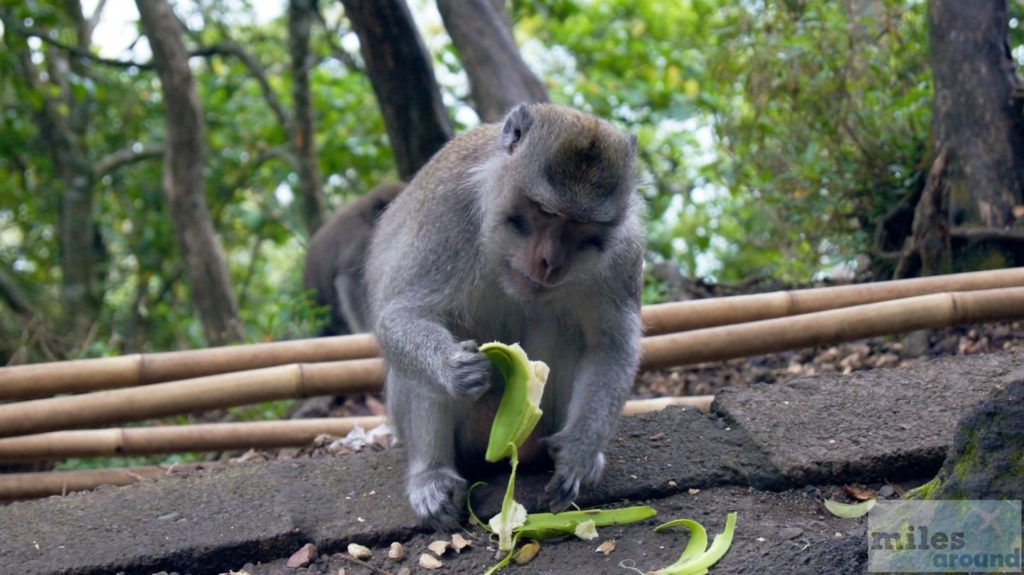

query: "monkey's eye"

left=536, top=202, right=559, bottom=218
left=506, top=214, right=528, bottom=235
left=580, top=236, right=606, bottom=252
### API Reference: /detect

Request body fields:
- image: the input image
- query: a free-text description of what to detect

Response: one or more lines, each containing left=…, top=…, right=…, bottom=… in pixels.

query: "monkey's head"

left=479, top=104, right=640, bottom=301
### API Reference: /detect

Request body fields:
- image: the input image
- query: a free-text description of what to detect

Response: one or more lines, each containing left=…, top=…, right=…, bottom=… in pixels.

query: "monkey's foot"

left=543, top=435, right=606, bottom=512
left=408, top=467, right=467, bottom=531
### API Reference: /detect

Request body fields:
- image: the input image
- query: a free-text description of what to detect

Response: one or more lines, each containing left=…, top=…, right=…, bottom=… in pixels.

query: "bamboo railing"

left=3, top=268, right=1022, bottom=400
left=1, top=286, right=1021, bottom=439
left=0, top=397, right=713, bottom=463
left=0, top=270, right=1022, bottom=501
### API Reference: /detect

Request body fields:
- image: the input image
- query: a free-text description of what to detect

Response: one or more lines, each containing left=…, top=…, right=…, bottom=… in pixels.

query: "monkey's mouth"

left=513, top=270, right=553, bottom=294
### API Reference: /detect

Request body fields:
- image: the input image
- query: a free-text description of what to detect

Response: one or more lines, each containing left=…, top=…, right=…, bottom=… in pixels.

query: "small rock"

left=419, top=553, right=443, bottom=570
left=387, top=542, right=406, bottom=561
left=286, top=543, right=318, bottom=568
left=900, top=329, right=931, bottom=358
left=347, top=543, right=372, bottom=560
left=878, top=485, right=896, bottom=498
left=397, top=568, right=412, bottom=575
left=778, top=527, right=803, bottom=540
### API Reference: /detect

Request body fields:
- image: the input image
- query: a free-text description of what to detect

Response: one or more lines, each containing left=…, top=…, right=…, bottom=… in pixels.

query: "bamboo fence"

left=3, top=268, right=1021, bottom=400
left=0, top=397, right=713, bottom=463
left=641, top=266, right=1024, bottom=335
left=0, top=359, right=385, bottom=438
left=640, top=287, right=1024, bottom=369
left=0, top=397, right=714, bottom=499
left=0, top=287, right=1021, bottom=439
left=0, top=465, right=195, bottom=500
left=0, top=333, right=379, bottom=400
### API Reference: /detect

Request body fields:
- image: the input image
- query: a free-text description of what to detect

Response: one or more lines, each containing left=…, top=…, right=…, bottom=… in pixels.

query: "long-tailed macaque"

left=365, top=104, right=644, bottom=529
left=304, top=182, right=405, bottom=334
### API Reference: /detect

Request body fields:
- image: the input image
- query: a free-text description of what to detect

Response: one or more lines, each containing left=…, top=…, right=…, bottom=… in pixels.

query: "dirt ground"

left=233, top=483, right=891, bottom=575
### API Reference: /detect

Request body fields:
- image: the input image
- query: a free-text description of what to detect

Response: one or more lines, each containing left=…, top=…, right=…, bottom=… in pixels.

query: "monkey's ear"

left=627, top=133, right=638, bottom=155
left=501, top=104, right=533, bottom=155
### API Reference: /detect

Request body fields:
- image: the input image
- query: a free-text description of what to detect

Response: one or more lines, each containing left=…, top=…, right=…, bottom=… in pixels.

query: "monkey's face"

left=492, top=192, right=615, bottom=299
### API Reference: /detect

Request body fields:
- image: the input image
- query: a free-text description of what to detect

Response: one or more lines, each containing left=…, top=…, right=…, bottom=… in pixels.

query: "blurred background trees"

left=1, top=0, right=1022, bottom=362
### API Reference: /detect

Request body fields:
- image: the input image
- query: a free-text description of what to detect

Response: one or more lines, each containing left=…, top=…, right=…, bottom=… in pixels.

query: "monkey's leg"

left=333, top=274, right=366, bottom=333
left=388, top=370, right=468, bottom=531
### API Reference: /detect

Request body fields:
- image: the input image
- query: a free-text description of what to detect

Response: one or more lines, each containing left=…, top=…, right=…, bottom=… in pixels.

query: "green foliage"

left=0, top=0, right=984, bottom=361
left=516, top=0, right=932, bottom=282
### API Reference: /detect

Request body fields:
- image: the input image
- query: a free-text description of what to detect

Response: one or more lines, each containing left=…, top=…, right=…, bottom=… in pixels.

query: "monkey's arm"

left=544, top=302, right=642, bottom=510
left=374, top=298, right=491, bottom=398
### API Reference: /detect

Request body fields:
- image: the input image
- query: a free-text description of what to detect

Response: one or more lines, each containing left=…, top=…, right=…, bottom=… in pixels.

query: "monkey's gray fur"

left=366, top=103, right=644, bottom=530
left=305, top=182, right=404, bottom=334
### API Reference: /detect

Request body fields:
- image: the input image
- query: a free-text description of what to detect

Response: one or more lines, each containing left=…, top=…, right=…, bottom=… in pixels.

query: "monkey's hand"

left=541, top=432, right=606, bottom=512
left=445, top=340, right=492, bottom=397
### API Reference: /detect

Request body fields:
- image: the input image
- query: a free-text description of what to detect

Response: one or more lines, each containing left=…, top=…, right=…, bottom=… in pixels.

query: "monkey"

left=304, top=182, right=405, bottom=335
left=365, top=103, right=644, bottom=530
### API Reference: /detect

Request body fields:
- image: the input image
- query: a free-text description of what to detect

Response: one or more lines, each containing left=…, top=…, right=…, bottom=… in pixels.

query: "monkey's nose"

left=539, top=258, right=564, bottom=284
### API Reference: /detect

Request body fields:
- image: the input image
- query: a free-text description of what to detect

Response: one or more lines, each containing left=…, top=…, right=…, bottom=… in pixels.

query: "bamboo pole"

left=0, top=465, right=194, bottom=500
left=641, top=266, right=1024, bottom=335
left=4, top=269, right=1022, bottom=400
left=641, top=287, right=1024, bottom=369
left=0, top=359, right=385, bottom=439
left=0, top=333, right=379, bottom=400
left=0, top=397, right=715, bottom=462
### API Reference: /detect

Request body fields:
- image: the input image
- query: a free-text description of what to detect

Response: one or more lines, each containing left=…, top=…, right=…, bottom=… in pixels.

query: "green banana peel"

left=480, top=342, right=549, bottom=463
left=517, top=506, right=658, bottom=541
left=490, top=444, right=526, bottom=552
left=824, top=498, right=876, bottom=518
left=653, top=512, right=738, bottom=575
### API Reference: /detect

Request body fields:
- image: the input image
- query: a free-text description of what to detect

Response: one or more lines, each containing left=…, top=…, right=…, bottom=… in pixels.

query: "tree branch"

left=95, top=145, right=164, bottom=178
left=2, top=17, right=152, bottom=69
left=313, top=5, right=363, bottom=72
left=950, top=226, right=1024, bottom=243
left=191, top=42, right=292, bottom=133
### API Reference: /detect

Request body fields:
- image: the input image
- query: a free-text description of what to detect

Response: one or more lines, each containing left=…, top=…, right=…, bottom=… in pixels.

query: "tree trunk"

left=436, top=0, right=549, bottom=122
left=340, top=0, right=452, bottom=180
left=136, top=0, right=245, bottom=346
left=288, top=0, right=327, bottom=235
left=3, top=3, right=100, bottom=343
left=905, top=0, right=1024, bottom=274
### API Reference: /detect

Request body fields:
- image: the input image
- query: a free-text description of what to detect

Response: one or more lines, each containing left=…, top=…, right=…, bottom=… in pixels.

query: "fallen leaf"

left=843, top=484, right=876, bottom=502
left=286, top=543, right=318, bottom=568
left=595, top=540, right=617, bottom=555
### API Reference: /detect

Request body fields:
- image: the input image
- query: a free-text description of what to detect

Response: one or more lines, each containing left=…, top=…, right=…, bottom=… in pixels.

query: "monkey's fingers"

left=448, top=346, right=492, bottom=397
left=408, top=467, right=467, bottom=532
left=544, top=470, right=581, bottom=513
